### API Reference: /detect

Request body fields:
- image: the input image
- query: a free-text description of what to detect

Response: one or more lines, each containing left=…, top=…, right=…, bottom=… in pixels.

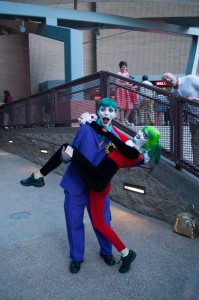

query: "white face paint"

left=134, top=129, right=149, bottom=148
left=98, top=106, right=116, bottom=128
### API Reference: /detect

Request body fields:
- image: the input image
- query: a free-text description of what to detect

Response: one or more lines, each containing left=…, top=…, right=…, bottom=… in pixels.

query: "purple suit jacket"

left=60, top=123, right=120, bottom=195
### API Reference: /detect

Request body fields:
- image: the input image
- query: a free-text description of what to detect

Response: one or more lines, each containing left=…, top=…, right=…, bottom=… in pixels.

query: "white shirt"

left=174, top=75, right=199, bottom=124
left=139, top=80, right=154, bottom=98
left=178, top=75, right=199, bottom=98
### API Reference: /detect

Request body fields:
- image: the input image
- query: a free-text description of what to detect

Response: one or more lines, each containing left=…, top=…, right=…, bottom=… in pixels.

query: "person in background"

left=115, top=61, right=134, bottom=126
left=3, top=90, right=13, bottom=128
left=138, top=75, right=155, bottom=125
left=162, top=72, right=199, bottom=166
left=164, top=103, right=171, bottom=126
left=42, top=95, right=51, bottom=125
left=128, top=84, right=138, bottom=127
left=3, top=90, right=13, bottom=104
left=154, top=93, right=166, bottom=126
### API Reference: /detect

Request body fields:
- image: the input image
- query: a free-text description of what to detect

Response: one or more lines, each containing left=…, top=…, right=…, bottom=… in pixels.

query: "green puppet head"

left=144, top=125, right=162, bottom=164
left=134, top=125, right=162, bottom=164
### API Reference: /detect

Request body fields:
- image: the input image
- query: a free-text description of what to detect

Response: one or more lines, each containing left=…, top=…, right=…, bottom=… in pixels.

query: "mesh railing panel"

left=53, top=76, right=101, bottom=125
left=0, top=71, right=198, bottom=178
left=178, top=98, right=199, bottom=169
left=12, top=99, right=27, bottom=127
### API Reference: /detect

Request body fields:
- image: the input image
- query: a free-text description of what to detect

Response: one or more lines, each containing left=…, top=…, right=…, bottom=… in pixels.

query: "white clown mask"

left=134, top=129, right=149, bottom=148
left=98, top=106, right=116, bottom=128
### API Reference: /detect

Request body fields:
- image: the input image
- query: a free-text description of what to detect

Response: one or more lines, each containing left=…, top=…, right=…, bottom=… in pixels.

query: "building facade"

left=0, top=1, right=199, bottom=100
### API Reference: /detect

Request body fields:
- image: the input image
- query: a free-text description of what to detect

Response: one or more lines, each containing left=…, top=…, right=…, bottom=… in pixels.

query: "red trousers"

left=89, top=183, right=126, bottom=252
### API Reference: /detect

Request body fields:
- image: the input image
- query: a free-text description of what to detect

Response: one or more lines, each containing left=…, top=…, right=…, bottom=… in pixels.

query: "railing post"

left=26, top=97, right=31, bottom=127
left=52, top=89, right=56, bottom=125
left=100, top=71, right=109, bottom=99
left=9, top=103, right=13, bottom=128
left=171, top=93, right=183, bottom=169
left=176, top=97, right=184, bottom=168
left=53, top=89, right=57, bottom=125
left=169, top=93, right=177, bottom=164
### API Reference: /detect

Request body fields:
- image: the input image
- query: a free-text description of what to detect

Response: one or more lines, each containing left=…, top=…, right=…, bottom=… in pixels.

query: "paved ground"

left=0, top=148, right=199, bottom=300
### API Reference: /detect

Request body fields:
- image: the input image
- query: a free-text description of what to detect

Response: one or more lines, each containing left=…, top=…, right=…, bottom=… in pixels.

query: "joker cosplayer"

left=20, top=98, right=129, bottom=273
left=61, top=120, right=161, bottom=273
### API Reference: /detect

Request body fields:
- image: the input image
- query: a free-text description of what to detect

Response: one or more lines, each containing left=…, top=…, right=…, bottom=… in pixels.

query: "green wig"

left=142, top=125, right=162, bottom=164
left=97, top=97, right=118, bottom=113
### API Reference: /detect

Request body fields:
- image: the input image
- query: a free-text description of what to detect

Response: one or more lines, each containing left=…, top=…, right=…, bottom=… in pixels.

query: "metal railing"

left=0, top=70, right=199, bottom=178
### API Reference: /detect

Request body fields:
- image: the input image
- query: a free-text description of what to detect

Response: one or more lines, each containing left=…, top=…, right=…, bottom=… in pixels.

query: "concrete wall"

left=1, top=127, right=198, bottom=225
left=1, top=2, right=199, bottom=100
left=0, top=34, right=30, bottom=101
left=29, top=35, right=64, bottom=95
left=96, top=2, right=196, bottom=76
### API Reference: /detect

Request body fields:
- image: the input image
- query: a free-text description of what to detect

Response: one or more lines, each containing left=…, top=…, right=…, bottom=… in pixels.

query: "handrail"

left=0, top=70, right=198, bottom=179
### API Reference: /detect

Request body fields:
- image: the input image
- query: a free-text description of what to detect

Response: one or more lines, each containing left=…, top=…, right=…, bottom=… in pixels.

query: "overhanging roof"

left=0, top=1, right=199, bottom=37
left=145, top=17, right=199, bottom=28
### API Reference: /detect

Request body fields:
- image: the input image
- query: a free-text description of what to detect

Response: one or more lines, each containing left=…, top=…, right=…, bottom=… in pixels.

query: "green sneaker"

left=20, top=173, right=45, bottom=187
left=118, top=250, right=136, bottom=273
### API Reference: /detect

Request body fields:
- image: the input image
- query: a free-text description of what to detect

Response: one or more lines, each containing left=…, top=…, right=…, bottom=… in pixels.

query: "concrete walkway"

left=0, top=148, right=199, bottom=300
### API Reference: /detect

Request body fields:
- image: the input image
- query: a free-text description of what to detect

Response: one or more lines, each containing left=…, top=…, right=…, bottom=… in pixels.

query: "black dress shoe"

left=119, top=249, right=136, bottom=273
left=100, top=254, right=116, bottom=266
left=20, top=173, right=45, bottom=187
left=69, top=261, right=81, bottom=273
